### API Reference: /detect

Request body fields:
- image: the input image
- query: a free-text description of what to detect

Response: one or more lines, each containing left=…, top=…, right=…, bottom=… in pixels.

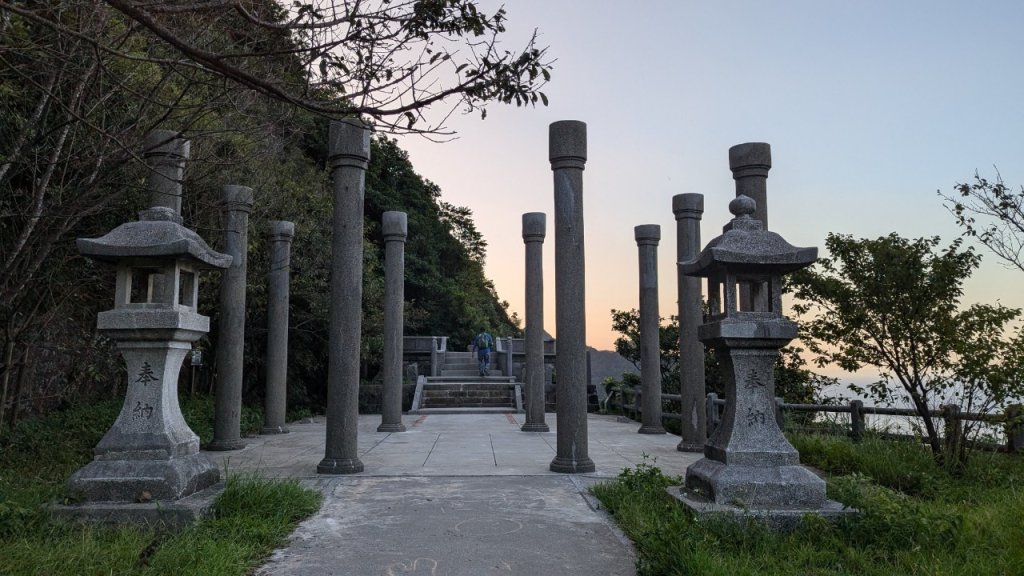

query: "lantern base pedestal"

left=667, top=485, right=856, bottom=531
left=684, top=457, right=826, bottom=509
left=673, top=457, right=857, bottom=530
left=66, top=453, right=220, bottom=503
left=54, top=482, right=222, bottom=529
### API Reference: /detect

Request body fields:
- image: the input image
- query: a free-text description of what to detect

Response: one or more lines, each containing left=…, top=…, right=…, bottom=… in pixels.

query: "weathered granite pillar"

left=145, top=129, right=187, bottom=217
left=549, top=120, right=595, bottom=473
left=209, top=185, right=253, bottom=451
left=521, top=212, right=549, bottom=432
left=262, top=220, right=294, bottom=435
left=730, top=144, right=771, bottom=312
left=319, top=118, right=370, bottom=475
left=635, top=224, right=665, bottom=434
left=66, top=130, right=228, bottom=507
left=378, top=211, right=407, bottom=433
left=729, top=143, right=771, bottom=228
left=674, top=193, right=706, bottom=451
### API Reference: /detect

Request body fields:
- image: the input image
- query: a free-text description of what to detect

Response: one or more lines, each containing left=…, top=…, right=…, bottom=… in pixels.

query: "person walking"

left=472, top=330, right=494, bottom=377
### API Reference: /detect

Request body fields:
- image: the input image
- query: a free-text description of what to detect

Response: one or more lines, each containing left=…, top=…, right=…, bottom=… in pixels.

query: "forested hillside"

left=0, top=0, right=527, bottom=423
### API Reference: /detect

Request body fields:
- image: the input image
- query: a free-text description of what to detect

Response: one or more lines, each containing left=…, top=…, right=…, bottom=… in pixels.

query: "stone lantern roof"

left=680, top=195, right=816, bottom=278
left=77, top=207, right=231, bottom=269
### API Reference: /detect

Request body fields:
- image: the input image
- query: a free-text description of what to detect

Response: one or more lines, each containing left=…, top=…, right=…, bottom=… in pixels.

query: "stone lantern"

left=676, top=194, right=848, bottom=526
left=66, top=131, right=229, bottom=507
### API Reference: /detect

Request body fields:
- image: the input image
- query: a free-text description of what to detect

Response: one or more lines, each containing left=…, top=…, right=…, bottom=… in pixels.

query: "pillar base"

left=206, top=439, right=245, bottom=451
left=317, top=457, right=364, bottom=475
left=549, top=455, right=595, bottom=474
left=677, top=440, right=705, bottom=452
left=377, top=422, right=407, bottom=433
left=261, top=426, right=290, bottom=435
left=521, top=423, right=550, bottom=432
left=638, top=425, right=666, bottom=435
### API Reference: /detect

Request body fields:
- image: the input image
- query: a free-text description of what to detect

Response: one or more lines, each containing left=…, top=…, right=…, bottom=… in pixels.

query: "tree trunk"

left=0, top=339, right=14, bottom=429
left=912, top=395, right=943, bottom=463
left=9, top=353, right=29, bottom=429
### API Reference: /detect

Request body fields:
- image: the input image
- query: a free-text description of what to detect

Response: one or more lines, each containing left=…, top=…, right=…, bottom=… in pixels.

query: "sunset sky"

left=397, top=0, right=1024, bottom=370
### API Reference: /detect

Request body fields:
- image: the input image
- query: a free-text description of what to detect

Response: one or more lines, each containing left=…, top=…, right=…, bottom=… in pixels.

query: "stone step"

left=442, top=361, right=486, bottom=370
left=421, top=398, right=514, bottom=408
left=410, top=378, right=523, bottom=413
left=441, top=369, right=489, bottom=377
left=425, top=376, right=516, bottom=383
left=423, top=392, right=513, bottom=401
left=419, top=381, right=516, bottom=389
left=413, top=407, right=518, bottom=415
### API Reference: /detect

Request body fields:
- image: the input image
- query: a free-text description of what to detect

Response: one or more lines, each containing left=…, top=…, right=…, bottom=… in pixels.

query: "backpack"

left=476, top=333, right=492, bottom=350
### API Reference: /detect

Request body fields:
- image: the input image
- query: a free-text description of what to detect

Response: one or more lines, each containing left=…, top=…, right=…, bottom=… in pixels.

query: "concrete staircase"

left=409, top=351, right=523, bottom=414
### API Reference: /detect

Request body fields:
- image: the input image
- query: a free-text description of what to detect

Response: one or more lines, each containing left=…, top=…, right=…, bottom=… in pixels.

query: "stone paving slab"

left=255, top=476, right=635, bottom=576
left=205, top=414, right=701, bottom=576
left=207, top=413, right=698, bottom=479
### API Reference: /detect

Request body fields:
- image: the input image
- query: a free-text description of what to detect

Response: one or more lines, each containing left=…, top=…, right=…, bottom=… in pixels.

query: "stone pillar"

left=319, top=118, right=370, bottom=475
left=729, top=143, right=771, bottom=228
left=635, top=224, right=665, bottom=434
left=729, top=144, right=771, bottom=312
left=143, top=129, right=188, bottom=217
left=209, top=185, right=253, bottom=451
left=378, top=211, right=407, bottom=433
left=674, top=193, right=706, bottom=451
left=549, top=120, right=595, bottom=473
left=521, top=212, right=549, bottom=432
left=262, top=220, right=294, bottom=435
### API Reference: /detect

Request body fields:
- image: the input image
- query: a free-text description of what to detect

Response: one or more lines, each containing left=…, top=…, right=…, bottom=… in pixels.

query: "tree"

left=3, top=0, right=553, bottom=133
left=790, top=233, right=1023, bottom=465
left=610, top=309, right=680, bottom=394
left=940, top=171, right=1024, bottom=273
left=609, top=309, right=832, bottom=405
left=0, top=0, right=542, bottom=422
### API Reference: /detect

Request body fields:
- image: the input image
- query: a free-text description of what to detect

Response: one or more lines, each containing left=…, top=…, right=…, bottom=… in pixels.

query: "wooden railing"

left=615, top=387, right=1024, bottom=453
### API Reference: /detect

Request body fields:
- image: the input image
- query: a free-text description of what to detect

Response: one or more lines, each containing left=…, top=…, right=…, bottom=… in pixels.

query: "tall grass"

left=593, top=435, right=1024, bottom=576
left=0, top=399, right=321, bottom=576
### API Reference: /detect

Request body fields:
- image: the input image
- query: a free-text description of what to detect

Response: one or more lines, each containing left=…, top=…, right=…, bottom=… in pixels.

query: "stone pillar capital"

left=522, top=212, right=546, bottom=242
left=634, top=224, right=660, bottom=246
left=144, top=130, right=190, bottom=161
left=329, top=118, right=371, bottom=170
left=728, top=142, right=771, bottom=229
left=382, top=211, right=408, bottom=242
left=549, top=121, right=587, bottom=170
left=672, top=193, right=705, bottom=220
left=268, top=220, right=295, bottom=243
left=221, top=185, right=254, bottom=214
left=728, top=142, right=772, bottom=179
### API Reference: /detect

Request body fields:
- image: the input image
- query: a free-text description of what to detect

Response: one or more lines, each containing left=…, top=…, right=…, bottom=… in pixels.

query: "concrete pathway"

left=205, top=413, right=701, bottom=576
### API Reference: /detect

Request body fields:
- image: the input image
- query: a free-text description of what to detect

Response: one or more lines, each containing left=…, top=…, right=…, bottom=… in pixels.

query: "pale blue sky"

left=399, top=0, right=1024, bottom=359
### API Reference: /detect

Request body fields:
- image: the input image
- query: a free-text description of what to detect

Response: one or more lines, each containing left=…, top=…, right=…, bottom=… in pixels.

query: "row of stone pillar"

left=207, top=188, right=299, bottom=450
left=208, top=119, right=412, bottom=469
left=631, top=143, right=774, bottom=451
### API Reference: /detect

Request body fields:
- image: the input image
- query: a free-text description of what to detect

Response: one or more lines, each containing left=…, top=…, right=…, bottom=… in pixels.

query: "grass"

left=592, top=433, right=1024, bottom=576
left=0, top=398, right=321, bottom=576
